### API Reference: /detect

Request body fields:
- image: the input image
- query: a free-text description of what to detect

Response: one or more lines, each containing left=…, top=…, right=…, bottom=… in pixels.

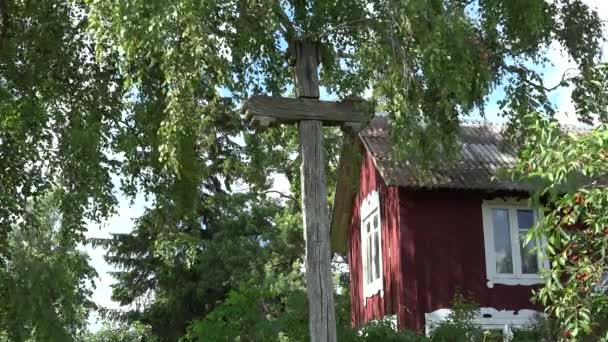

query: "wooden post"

left=291, top=39, right=337, bottom=342
left=243, top=40, right=372, bottom=342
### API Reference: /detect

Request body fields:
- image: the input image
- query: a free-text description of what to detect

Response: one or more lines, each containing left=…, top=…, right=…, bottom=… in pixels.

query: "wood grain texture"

left=242, top=38, right=341, bottom=340
left=293, top=38, right=338, bottom=342
left=289, top=40, right=321, bottom=98
left=299, top=120, right=337, bottom=342
left=243, top=95, right=373, bottom=129
left=330, top=132, right=363, bottom=255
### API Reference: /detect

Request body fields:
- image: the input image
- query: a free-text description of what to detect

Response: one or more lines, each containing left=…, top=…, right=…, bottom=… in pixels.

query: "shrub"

left=429, top=293, right=483, bottom=341
left=357, top=319, right=428, bottom=342
left=428, top=293, right=558, bottom=342
left=184, top=285, right=430, bottom=341
left=511, top=314, right=559, bottom=342
left=186, top=288, right=559, bottom=341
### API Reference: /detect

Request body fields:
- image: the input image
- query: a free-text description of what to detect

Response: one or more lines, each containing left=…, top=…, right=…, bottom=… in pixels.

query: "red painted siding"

left=348, top=151, right=405, bottom=328
left=400, top=190, right=540, bottom=331
left=348, top=154, right=540, bottom=332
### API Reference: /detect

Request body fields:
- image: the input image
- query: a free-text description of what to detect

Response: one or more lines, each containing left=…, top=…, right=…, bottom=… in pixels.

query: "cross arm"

left=242, top=95, right=374, bottom=132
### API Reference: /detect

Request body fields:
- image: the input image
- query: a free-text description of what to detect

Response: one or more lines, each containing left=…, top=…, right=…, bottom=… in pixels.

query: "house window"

left=482, top=199, right=545, bottom=288
left=361, top=190, right=383, bottom=304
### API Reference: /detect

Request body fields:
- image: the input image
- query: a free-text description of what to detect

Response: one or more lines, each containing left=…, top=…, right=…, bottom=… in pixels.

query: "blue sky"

left=85, top=0, right=608, bottom=331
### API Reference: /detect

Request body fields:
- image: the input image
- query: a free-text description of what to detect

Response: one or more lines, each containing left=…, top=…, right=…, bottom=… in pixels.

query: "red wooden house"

left=330, top=116, right=545, bottom=334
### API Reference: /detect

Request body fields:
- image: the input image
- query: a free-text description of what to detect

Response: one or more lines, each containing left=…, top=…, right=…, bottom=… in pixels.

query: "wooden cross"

left=243, top=39, right=372, bottom=341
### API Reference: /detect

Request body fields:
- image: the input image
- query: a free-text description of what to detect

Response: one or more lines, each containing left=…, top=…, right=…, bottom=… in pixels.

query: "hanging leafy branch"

left=1, top=0, right=606, bottom=340
left=0, top=0, right=602, bottom=252
left=84, top=0, right=604, bottom=177
left=0, top=0, right=123, bottom=258
left=510, top=65, right=608, bottom=341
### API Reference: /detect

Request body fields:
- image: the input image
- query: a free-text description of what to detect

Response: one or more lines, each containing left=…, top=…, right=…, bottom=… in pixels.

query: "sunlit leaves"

left=0, top=0, right=123, bottom=253
left=84, top=321, right=158, bottom=342
left=0, top=194, right=97, bottom=341
left=511, top=83, right=608, bottom=339
left=572, top=64, right=608, bottom=125
left=2, top=0, right=607, bottom=340
left=80, top=0, right=606, bottom=212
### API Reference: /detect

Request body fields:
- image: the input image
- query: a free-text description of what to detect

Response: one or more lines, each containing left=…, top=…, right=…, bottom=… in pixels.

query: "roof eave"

left=330, top=132, right=364, bottom=256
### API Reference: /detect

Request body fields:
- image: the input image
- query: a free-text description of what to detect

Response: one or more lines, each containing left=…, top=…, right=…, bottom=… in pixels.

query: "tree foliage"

left=0, top=193, right=97, bottom=342
left=510, top=110, right=608, bottom=340
left=85, top=0, right=604, bottom=172
left=93, top=192, right=306, bottom=341
left=0, top=0, right=123, bottom=259
left=84, top=321, right=157, bottom=342
left=1, top=0, right=607, bottom=341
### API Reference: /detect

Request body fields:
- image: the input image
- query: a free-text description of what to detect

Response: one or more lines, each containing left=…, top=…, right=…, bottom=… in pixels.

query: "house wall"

left=399, top=189, right=541, bottom=331
left=348, top=151, right=405, bottom=328
left=348, top=154, right=540, bottom=332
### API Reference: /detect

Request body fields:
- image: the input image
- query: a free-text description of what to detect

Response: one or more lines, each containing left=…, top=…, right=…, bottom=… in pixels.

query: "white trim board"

left=425, top=307, right=544, bottom=336
left=360, top=190, right=383, bottom=305
left=481, top=199, right=546, bottom=288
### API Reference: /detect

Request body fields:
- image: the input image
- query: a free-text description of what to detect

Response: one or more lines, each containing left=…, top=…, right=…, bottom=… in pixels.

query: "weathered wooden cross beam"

left=243, top=95, right=372, bottom=131
left=242, top=39, right=372, bottom=342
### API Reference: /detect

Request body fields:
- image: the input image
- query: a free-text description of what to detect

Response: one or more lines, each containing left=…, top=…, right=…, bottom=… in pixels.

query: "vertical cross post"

left=244, top=39, right=372, bottom=342
left=290, top=39, right=337, bottom=342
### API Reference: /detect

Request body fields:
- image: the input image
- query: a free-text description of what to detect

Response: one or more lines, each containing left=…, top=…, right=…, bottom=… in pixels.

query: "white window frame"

left=482, top=199, right=547, bottom=288
left=361, top=190, right=383, bottom=305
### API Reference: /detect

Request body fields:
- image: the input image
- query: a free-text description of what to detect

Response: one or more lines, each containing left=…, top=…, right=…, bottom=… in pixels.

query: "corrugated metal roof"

left=360, top=116, right=527, bottom=191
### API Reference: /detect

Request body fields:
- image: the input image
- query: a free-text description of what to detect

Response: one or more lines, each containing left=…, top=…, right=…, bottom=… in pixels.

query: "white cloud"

left=270, top=172, right=291, bottom=198
left=363, top=86, right=373, bottom=100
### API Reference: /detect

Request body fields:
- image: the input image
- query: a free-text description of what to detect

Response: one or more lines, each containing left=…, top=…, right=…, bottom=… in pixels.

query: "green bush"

left=356, top=319, right=428, bottom=342
left=429, top=293, right=484, bottom=342
left=184, top=286, right=429, bottom=341
left=185, top=288, right=558, bottom=342
left=512, top=314, right=559, bottom=342
left=428, top=293, right=558, bottom=342
left=184, top=287, right=279, bottom=341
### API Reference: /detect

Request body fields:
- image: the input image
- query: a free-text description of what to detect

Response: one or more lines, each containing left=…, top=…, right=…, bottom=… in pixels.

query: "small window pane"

left=366, top=221, right=370, bottom=233
left=520, top=230, right=539, bottom=274
left=373, top=214, right=379, bottom=230
left=367, top=236, right=373, bottom=284
left=374, top=231, right=380, bottom=280
left=492, top=209, right=513, bottom=274
left=517, top=210, right=534, bottom=229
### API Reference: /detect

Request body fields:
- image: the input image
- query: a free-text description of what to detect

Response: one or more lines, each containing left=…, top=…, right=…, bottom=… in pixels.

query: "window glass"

left=517, top=209, right=538, bottom=274
left=362, top=201, right=383, bottom=298
left=492, top=208, right=513, bottom=274
left=374, top=229, right=380, bottom=280
left=367, top=236, right=373, bottom=284
left=520, top=233, right=539, bottom=274
left=517, top=210, right=534, bottom=229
